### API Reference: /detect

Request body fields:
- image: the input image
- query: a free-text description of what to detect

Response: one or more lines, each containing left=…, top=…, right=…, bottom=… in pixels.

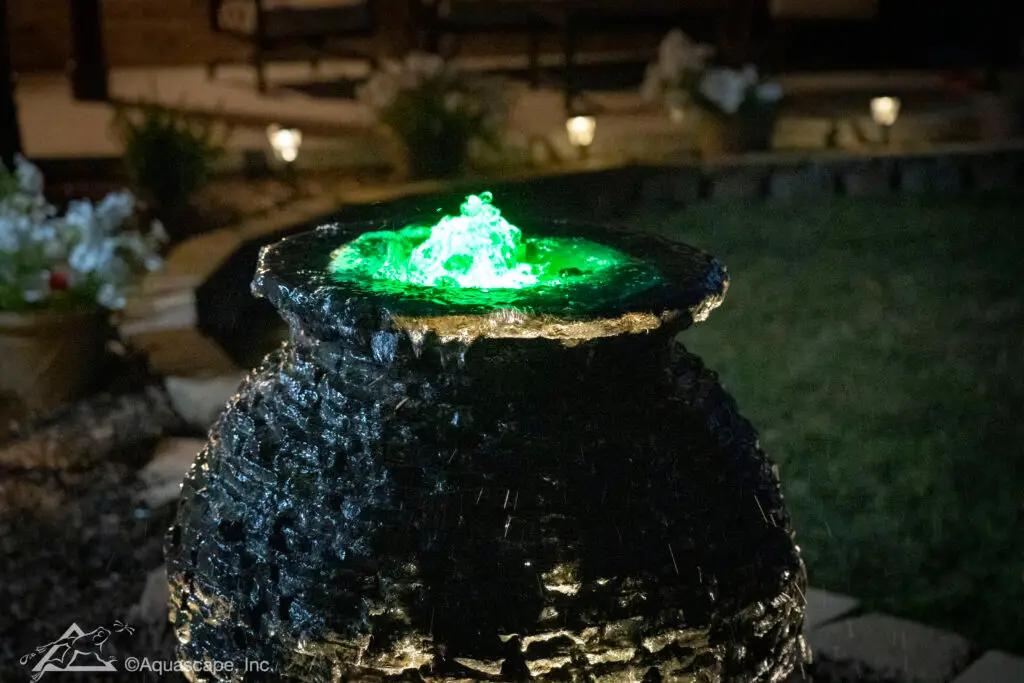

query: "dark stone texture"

left=932, top=159, right=966, bottom=195
left=166, top=221, right=807, bottom=682
left=967, top=154, right=1021, bottom=191
left=640, top=169, right=703, bottom=208
left=897, top=159, right=935, bottom=195
left=768, top=165, right=836, bottom=202
left=840, top=161, right=894, bottom=197
left=708, top=166, right=768, bottom=201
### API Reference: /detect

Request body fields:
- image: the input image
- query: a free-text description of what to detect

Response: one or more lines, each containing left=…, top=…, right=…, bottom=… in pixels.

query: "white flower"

left=95, top=191, right=136, bottom=234
left=0, top=216, right=19, bottom=251
left=96, top=282, right=126, bottom=310
left=15, top=155, right=44, bottom=197
left=640, top=63, right=662, bottom=103
left=63, top=199, right=97, bottom=240
left=20, top=271, right=50, bottom=303
left=641, top=29, right=713, bottom=108
left=149, top=220, right=168, bottom=246
left=699, top=68, right=750, bottom=115
left=357, top=52, right=508, bottom=148
left=69, top=238, right=115, bottom=275
left=756, top=81, right=783, bottom=102
left=740, top=64, right=760, bottom=88
left=658, top=29, right=713, bottom=80
left=0, top=156, right=163, bottom=310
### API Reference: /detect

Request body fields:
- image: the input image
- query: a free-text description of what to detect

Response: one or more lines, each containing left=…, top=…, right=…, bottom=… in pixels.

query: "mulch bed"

left=0, top=385, right=185, bottom=681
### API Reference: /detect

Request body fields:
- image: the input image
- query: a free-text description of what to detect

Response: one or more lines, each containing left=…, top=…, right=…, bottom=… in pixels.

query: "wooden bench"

left=208, top=0, right=378, bottom=92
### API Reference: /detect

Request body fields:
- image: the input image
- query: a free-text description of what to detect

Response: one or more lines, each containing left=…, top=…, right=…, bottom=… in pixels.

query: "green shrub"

left=114, top=103, right=229, bottom=213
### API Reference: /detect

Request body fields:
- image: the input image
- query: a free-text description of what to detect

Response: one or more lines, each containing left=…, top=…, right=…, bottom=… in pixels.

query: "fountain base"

left=165, top=221, right=807, bottom=682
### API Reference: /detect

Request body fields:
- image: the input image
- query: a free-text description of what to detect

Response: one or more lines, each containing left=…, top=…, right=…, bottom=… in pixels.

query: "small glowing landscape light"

left=870, top=96, right=901, bottom=144
left=565, top=115, right=597, bottom=157
left=267, top=124, right=303, bottom=163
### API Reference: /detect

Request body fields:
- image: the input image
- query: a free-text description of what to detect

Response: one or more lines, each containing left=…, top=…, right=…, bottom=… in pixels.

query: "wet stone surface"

left=166, top=222, right=807, bottom=682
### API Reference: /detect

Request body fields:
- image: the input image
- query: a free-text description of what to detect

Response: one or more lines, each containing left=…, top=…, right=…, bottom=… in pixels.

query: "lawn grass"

left=656, top=192, right=1024, bottom=654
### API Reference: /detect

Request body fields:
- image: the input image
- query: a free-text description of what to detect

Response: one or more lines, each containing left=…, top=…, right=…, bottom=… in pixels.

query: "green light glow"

left=389, top=192, right=537, bottom=289
left=328, top=192, right=663, bottom=309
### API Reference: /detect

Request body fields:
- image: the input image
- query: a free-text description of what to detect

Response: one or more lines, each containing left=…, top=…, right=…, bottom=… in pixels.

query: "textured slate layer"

left=165, top=226, right=805, bottom=682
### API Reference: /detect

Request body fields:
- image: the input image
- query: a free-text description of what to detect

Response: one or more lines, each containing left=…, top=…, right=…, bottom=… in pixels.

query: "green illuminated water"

left=328, top=192, right=663, bottom=310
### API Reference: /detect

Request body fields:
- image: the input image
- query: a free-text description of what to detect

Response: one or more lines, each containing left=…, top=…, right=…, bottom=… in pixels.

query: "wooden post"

left=0, top=0, right=22, bottom=168
left=69, top=0, right=109, bottom=101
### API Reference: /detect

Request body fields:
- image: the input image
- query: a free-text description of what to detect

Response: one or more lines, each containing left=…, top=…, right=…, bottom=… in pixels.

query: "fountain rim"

left=253, top=217, right=729, bottom=342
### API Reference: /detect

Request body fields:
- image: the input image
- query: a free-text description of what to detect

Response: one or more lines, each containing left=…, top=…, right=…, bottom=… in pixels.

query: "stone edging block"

left=804, top=588, right=860, bottom=632
left=951, top=651, right=1024, bottom=683
left=808, top=613, right=975, bottom=683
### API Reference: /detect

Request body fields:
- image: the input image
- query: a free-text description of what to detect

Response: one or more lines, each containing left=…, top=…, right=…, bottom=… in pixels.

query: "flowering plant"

left=0, top=157, right=165, bottom=313
left=358, top=52, right=509, bottom=178
left=640, top=29, right=715, bottom=114
left=696, top=64, right=783, bottom=119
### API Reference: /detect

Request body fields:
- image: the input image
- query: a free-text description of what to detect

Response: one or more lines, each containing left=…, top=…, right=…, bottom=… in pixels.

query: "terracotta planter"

left=0, top=308, right=108, bottom=415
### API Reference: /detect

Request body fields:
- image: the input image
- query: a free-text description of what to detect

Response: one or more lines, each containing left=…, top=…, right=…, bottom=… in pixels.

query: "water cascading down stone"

left=166, top=193, right=808, bottom=682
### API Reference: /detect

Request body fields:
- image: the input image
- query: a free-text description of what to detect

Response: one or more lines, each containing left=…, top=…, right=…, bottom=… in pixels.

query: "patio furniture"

left=208, top=0, right=379, bottom=92
left=415, top=0, right=557, bottom=88
left=531, top=0, right=731, bottom=111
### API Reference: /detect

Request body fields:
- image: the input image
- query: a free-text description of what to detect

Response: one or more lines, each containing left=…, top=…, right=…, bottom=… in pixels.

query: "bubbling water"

left=328, top=192, right=663, bottom=310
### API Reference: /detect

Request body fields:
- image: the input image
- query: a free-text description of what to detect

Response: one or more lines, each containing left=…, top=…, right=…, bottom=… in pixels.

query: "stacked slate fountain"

left=166, top=201, right=808, bottom=682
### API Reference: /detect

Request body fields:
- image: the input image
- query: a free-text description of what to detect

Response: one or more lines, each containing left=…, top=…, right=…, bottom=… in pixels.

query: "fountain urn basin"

left=166, top=205, right=807, bottom=682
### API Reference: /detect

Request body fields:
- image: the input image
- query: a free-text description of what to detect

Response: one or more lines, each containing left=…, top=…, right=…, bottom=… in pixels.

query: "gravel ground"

left=0, top=389, right=186, bottom=682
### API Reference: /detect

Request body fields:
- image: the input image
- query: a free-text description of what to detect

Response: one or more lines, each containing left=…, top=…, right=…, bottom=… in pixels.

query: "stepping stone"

left=804, top=588, right=860, bottom=632
left=131, top=326, right=240, bottom=378
left=952, top=651, right=1024, bottom=683
left=808, top=613, right=974, bottom=683
left=137, top=438, right=206, bottom=508
left=164, top=372, right=247, bottom=431
left=129, top=565, right=169, bottom=624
